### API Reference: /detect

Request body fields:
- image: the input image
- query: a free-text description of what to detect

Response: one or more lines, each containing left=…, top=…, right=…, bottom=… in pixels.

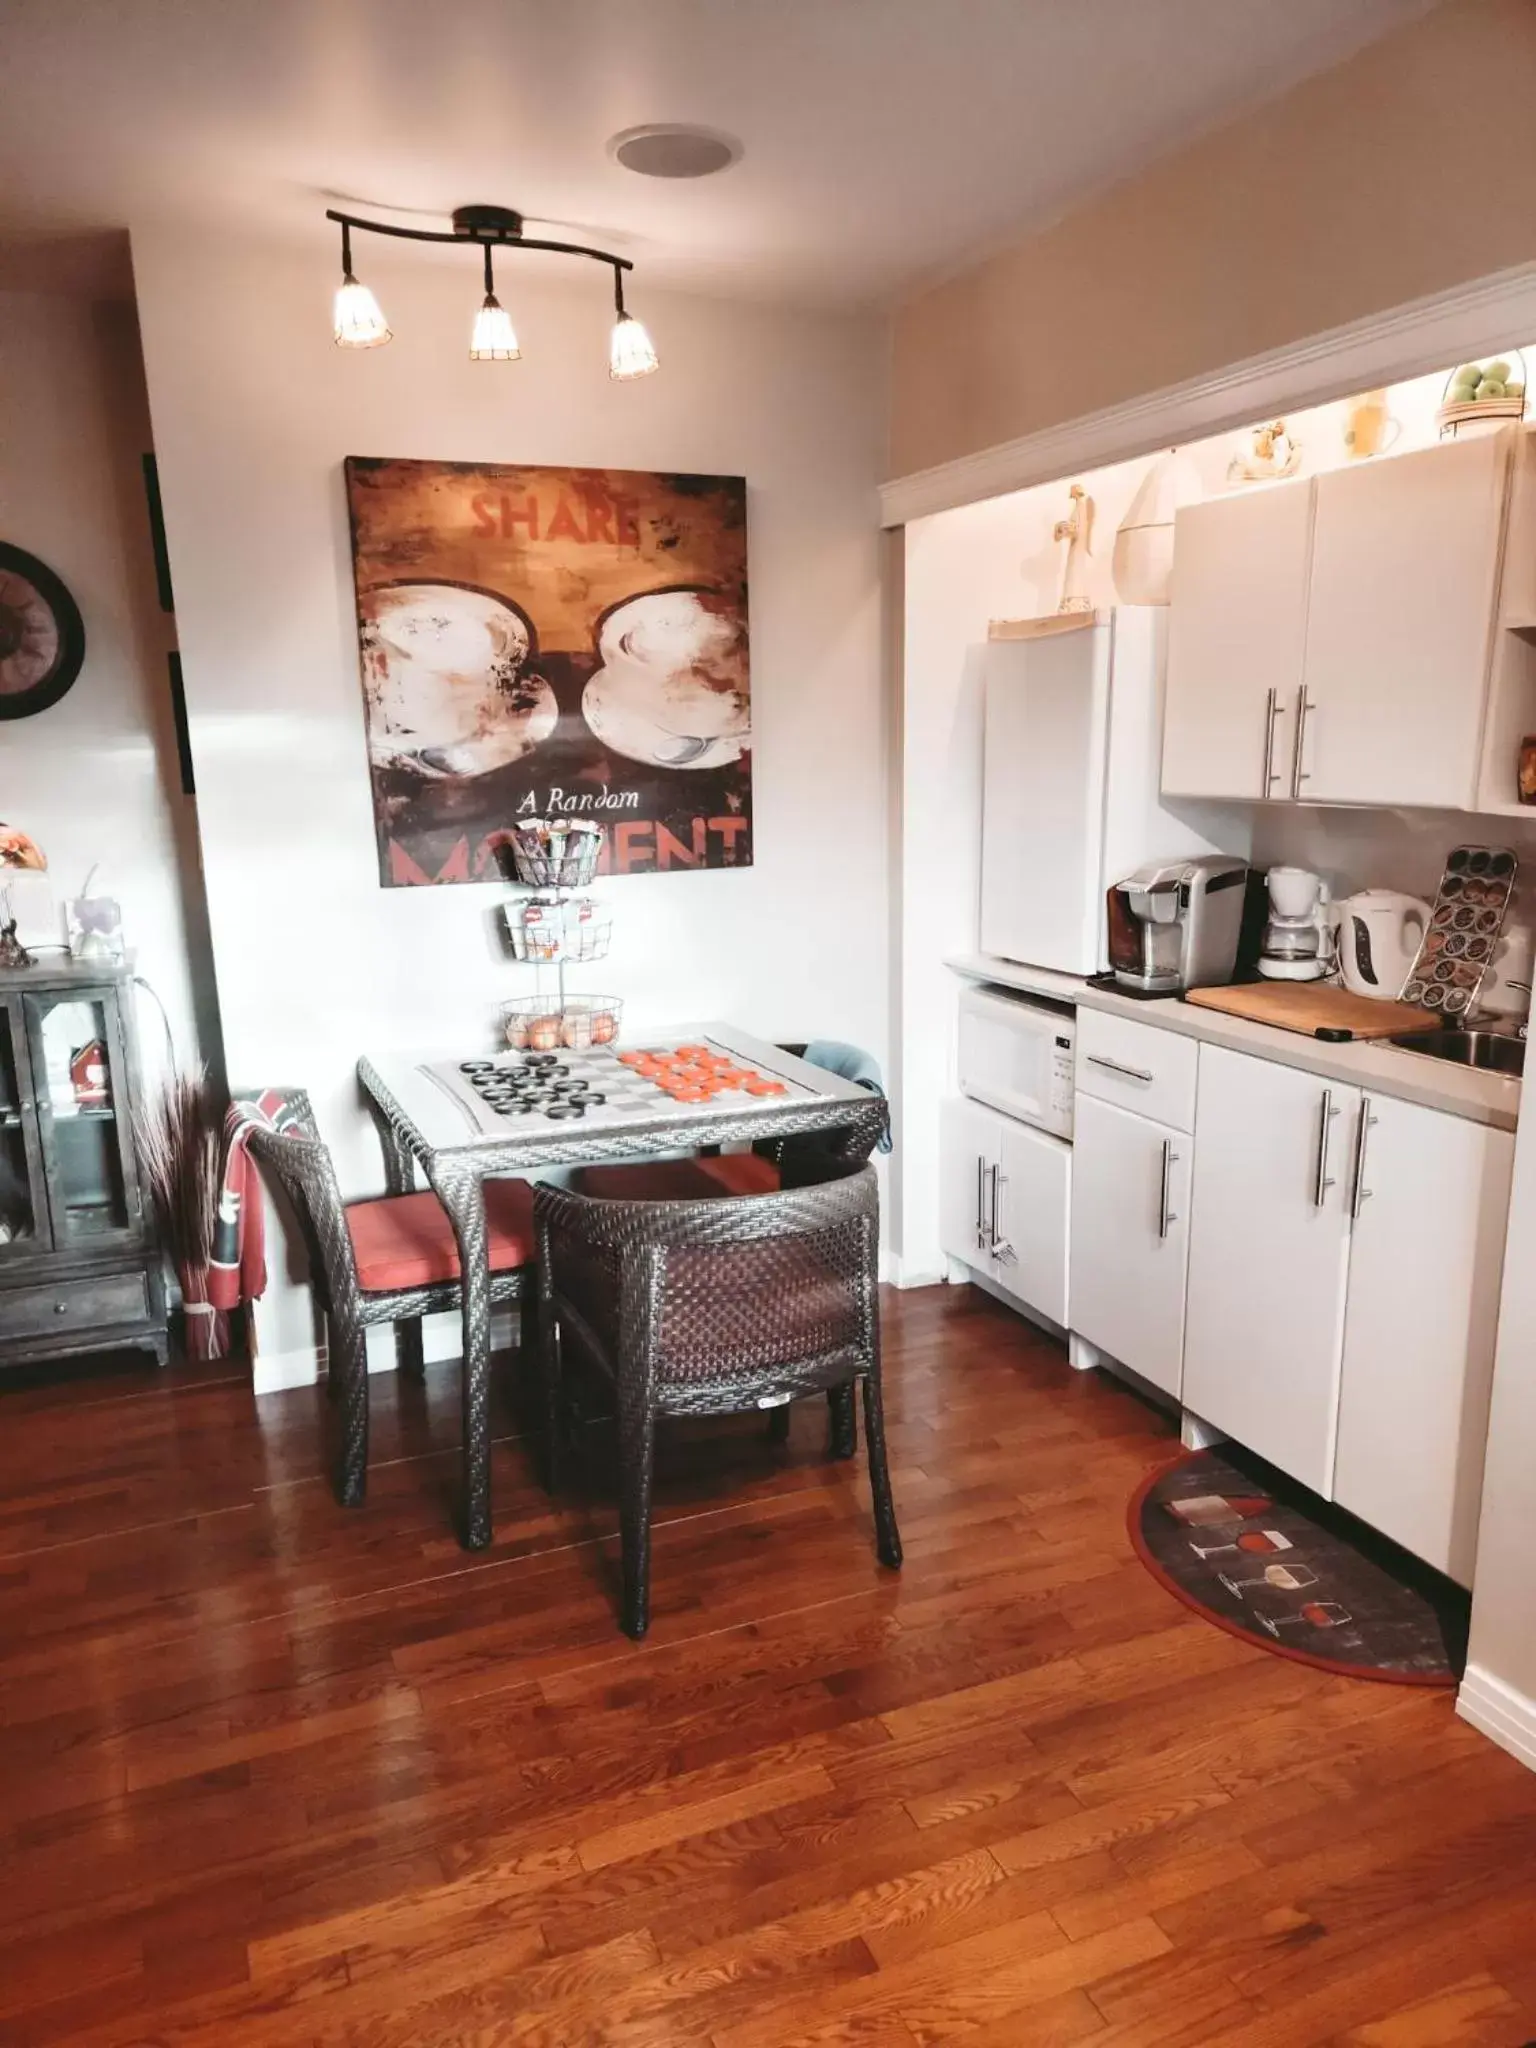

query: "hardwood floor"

left=1, top=1285, right=1534, bottom=2047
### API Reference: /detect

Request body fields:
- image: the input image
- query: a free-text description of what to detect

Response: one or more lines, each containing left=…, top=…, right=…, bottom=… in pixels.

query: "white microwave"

left=957, top=985, right=1076, bottom=1140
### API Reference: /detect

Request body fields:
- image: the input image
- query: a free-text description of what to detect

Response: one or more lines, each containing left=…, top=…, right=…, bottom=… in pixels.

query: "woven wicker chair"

left=534, top=1162, right=901, bottom=1638
left=245, top=1091, right=536, bottom=1511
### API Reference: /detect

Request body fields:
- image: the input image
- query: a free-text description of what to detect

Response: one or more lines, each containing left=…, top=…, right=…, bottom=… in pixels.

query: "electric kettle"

left=1332, top=889, right=1432, bottom=1000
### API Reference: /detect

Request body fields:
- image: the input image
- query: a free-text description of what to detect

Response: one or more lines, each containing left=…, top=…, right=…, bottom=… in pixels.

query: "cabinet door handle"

left=1086, top=1054, right=1154, bottom=1085
left=975, top=1155, right=986, bottom=1250
left=1350, top=1097, right=1378, bottom=1219
left=1157, top=1140, right=1180, bottom=1239
left=1313, top=1089, right=1339, bottom=1208
left=991, top=1166, right=1017, bottom=1265
left=1291, top=693, right=1315, bottom=795
left=1263, top=686, right=1282, bottom=793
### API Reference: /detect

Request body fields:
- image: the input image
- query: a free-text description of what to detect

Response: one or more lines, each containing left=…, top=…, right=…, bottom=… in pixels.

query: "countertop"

left=947, top=951, right=1522, bottom=1132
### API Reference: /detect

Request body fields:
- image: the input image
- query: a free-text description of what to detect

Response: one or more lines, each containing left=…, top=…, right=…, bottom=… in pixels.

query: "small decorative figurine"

left=1112, top=447, right=1202, bottom=605
left=0, top=918, right=33, bottom=970
left=1053, top=483, right=1095, bottom=614
left=1228, top=420, right=1303, bottom=484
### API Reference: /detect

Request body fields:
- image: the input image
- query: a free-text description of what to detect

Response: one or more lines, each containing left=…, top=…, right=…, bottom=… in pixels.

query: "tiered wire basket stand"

left=500, top=820, right=623, bottom=1051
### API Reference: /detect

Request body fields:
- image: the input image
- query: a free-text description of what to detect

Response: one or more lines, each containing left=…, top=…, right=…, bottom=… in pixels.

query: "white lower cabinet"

left=1333, top=1095, right=1512, bottom=1585
left=939, top=1096, right=1000, bottom=1274
left=1181, top=1043, right=1513, bottom=1583
left=1182, top=1047, right=1357, bottom=1499
left=995, top=1117, right=1071, bottom=1329
left=939, top=1096, right=1071, bottom=1329
left=1069, top=1093, right=1190, bottom=1399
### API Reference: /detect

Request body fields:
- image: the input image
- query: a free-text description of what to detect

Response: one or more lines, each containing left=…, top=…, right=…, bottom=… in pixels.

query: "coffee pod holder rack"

left=501, top=820, right=621, bottom=1049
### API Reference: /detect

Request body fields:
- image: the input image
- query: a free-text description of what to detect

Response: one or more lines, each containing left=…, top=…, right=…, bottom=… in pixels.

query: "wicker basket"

left=503, top=896, right=612, bottom=964
left=1437, top=352, right=1526, bottom=439
left=506, top=820, right=604, bottom=890
left=502, top=994, right=623, bottom=1053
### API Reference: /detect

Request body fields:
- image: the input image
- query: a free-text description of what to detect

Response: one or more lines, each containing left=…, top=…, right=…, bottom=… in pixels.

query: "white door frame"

left=879, top=261, right=1536, bottom=527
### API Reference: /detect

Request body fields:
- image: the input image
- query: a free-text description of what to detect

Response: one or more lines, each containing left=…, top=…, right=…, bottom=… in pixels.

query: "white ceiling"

left=0, top=0, right=1434, bottom=309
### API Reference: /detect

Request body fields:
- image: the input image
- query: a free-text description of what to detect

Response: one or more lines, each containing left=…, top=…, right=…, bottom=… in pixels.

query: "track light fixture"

left=332, top=223, right=391, bottom=348
left=326, top=204, right=657, bottom=377
left=469, top=244, right=520, bottom=362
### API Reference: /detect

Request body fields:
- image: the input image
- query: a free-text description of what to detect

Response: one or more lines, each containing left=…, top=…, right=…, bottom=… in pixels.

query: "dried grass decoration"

left=136, top=1068, right=228, bottom=1361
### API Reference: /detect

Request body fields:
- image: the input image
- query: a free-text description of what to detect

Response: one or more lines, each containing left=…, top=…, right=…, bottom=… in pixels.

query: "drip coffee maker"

left=1257, top=867, right=1332, bottom=981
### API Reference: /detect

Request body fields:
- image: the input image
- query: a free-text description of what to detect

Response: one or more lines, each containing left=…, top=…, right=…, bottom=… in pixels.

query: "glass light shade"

left=609, top=311, right=659, bottom=380
left=333, top=275, right=391, bottom=348
left=470, top=294, right=521, bottom=362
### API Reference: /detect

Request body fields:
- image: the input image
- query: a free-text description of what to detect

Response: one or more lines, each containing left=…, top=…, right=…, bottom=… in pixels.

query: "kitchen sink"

left=1388, top=1029, right=1526, bottom=1077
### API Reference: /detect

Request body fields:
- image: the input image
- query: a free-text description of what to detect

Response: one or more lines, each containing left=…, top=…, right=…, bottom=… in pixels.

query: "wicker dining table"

left=357, top=1026, right=887, bottom=1549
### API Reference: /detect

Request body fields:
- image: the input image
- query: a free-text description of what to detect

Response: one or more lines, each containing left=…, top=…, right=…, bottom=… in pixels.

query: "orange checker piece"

left=674, top=1044, right=709, bottom=1060
left=744, top=1076, right=787, bottom=1097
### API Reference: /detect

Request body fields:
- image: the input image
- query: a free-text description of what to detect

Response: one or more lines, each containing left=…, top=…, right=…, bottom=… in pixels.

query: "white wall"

left=0, top=291, right=211, bottom=1084
left=128, top=226, right=886, bottom=1376
left=894, top=349, right=1536, bottom=1284
left=1463, top=1111, right=1536, bottom=1764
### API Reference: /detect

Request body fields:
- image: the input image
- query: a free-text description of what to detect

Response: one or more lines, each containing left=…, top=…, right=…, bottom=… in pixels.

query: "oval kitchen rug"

left=1130, top=1448, right=1468, bottom=1686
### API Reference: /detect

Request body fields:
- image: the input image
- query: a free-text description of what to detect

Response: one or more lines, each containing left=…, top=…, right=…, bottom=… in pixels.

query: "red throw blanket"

left=207, top=1091, right=304, bottom=1317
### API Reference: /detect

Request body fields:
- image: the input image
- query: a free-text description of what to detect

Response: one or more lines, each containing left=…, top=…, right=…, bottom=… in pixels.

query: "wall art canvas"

left=344, top=457, right=751, bottom=885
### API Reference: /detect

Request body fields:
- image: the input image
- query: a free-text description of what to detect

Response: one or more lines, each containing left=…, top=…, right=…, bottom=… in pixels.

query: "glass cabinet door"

left=0, top=999, right=48, bottom=1258
left=24, top=990, right=144, bottom=1249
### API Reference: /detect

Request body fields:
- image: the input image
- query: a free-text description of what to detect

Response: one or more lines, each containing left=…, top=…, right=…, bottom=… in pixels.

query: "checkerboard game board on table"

left=431, top=1038, right=813, bottom=1132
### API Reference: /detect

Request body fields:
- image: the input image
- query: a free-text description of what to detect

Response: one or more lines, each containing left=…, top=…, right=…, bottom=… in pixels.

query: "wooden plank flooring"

left=1, top=1284, right=1533, bottom=2046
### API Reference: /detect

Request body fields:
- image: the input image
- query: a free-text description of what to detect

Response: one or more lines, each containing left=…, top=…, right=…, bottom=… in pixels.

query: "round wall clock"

left=0, top=543, right=86, bottom=720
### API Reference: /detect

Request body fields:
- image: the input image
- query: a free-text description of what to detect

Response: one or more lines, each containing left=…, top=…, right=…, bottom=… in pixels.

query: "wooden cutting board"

left=1183, top=981, right=1441, bottom=1040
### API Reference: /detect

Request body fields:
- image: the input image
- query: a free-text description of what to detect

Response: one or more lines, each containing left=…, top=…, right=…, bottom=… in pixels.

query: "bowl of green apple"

left=1438, top=354, right=1527, bottom=438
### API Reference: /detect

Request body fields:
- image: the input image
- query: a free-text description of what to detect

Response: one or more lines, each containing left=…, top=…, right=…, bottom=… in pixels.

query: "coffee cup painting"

left=345, top=458, right=750, bottom=885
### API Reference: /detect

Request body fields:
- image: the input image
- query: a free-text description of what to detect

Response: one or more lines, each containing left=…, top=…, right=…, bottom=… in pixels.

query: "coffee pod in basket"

left=565, top=819, right=603, bottom=886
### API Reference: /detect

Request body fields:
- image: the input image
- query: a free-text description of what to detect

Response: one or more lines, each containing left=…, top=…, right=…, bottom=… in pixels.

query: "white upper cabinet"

left=1299, top=434, right=1512, bottom=808
left=1332, top=1095, right=1512, bottom=1586
left=1162, top=430, right=1520, bottom=813
left=1161, top=482, right=1314, bottom=801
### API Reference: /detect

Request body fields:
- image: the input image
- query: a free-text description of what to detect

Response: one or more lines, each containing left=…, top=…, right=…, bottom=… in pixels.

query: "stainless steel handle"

left=991, top=1168, right=1017, bottom=1265
left=1350, top=1097, right=1378, bottom=1219
left=1157, top=1140, right=1180, bottom=1239
left=1086, top=1054, right=1154, bottom=1085
left=1313, top=1089, right=1339, bottom=1208
left=1263, top=686, right=1282, bottom=793
left=1291, top=693, right=1315, bottom=795
left=975, top=1155, right=986, bottom=1250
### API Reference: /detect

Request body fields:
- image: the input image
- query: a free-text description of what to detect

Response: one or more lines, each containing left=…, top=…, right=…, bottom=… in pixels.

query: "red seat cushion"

left=573, top=1154, right=781, bottom=1202
left=345, top=1180, right=536, bottom=1293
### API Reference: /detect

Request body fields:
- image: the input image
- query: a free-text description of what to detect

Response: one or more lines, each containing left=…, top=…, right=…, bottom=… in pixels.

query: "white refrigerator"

left=978, top=607, right=1247, bottom=974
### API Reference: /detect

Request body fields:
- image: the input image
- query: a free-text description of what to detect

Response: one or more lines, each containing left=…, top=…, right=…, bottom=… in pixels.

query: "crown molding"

left=879, top=262, right=1536, bottom=528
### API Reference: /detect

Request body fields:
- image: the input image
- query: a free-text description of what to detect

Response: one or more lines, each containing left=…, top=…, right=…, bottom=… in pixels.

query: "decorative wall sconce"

left=327, top=203, right=658, bottom=380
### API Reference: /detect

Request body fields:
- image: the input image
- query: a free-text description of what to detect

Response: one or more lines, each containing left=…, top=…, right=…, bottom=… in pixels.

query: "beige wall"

left=889, top=0, right=1536, bottom=480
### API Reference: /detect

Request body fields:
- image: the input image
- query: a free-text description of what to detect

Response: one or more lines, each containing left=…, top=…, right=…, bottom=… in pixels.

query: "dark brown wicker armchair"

left=246, top=1091, right=536, bottom=1511
left=534, top=1163, right=901, bottom=1638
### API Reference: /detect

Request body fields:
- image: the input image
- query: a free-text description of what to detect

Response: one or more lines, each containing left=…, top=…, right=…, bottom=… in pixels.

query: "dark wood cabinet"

left=0, top=962, right=167, bottom=1371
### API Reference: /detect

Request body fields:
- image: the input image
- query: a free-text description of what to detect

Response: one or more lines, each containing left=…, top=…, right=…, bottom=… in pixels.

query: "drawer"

left=1076, top=1008, right=1199, bottom=1133
left=0, top=1270, right=151, bottom=1345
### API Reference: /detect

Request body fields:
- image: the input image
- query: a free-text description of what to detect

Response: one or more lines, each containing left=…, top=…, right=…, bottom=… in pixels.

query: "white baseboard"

left=1457, top=1662, right=1536, bottom=1774
left=251, top=1307, right=518, bottom=1397
left=252, top=1344, right=327, bottom=1396
left=887, top=1253, right=945, bottom=1289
